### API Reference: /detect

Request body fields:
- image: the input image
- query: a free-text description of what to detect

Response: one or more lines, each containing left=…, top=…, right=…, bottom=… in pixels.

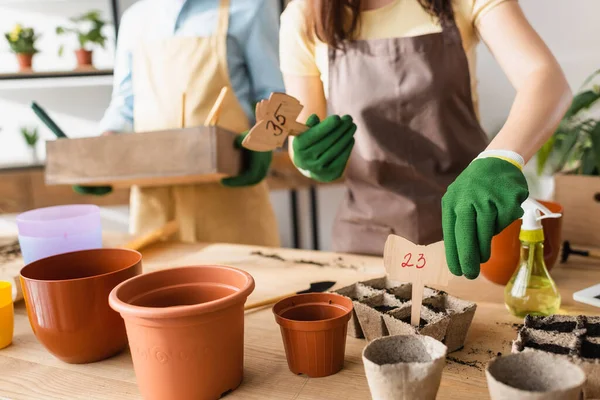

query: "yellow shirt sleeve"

left=473, top=0, right=515, bottom=25
left=279, top=0, right=320, bottom=77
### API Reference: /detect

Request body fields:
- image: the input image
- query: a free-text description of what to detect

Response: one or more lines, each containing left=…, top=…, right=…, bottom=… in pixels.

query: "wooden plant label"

left=383, top=235, right=450, bottom=326
left=242, top=92, right=308, bottom=152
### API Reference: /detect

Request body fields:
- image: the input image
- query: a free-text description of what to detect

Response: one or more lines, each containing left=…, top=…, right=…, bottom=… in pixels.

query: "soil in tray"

left=523, top=341, right=572, bottom=355
left=399, top=315, right=428, bottom=329
left=582, top=339, right=600, bottom=359
left=424, top=303, right=446, bottom=314
left=536, top=321, right=578, bottom=333
left=585, top=323, right=600, bottom=337
left=374, top=305, right=399, bottom=313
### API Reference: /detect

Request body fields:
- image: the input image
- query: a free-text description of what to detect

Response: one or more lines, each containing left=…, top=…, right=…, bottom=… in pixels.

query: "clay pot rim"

left=485, top=352, right=586, bottom=393
left=16, top=204, right=100, bottom=223
left=273, top=293, right=353, bottom=330
left=20, top=248, right=142, bottom=283
left=109, top=265, right=255, bottom=319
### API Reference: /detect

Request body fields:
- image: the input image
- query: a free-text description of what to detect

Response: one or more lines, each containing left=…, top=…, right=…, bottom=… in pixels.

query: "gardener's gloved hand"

left=442, top=156, right=529, bottom=279
left=73, top=185, right=113, bottom=196
left=292, top=114, right=356, bottom=182
left=222, top=132, right=272, bottom=187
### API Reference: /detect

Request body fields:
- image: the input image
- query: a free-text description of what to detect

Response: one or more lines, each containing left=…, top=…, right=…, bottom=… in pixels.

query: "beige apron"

left=129, top=0, right=279, bottom=246
left=329, top=15, right=488, bottom=255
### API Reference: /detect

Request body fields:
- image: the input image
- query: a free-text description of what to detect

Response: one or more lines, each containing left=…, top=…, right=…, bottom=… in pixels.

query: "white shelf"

left=0, top=72, right=113, bottom=90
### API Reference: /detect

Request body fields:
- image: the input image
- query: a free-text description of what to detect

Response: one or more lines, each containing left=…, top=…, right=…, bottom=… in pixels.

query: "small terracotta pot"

left=109, top=265, right=254, bottom=400
left=486, top=352, right=585, bottom=400
left=481, top=200, right=563, bottom=285
left=75, top=49, right=93, bottom=67
left=273, top=293, right=353, bottom=378
left=362, top=335, right=447, bottom=400
left=20, top=248, right=142, bottom=364
left=16, top=53, right=33, bottom=71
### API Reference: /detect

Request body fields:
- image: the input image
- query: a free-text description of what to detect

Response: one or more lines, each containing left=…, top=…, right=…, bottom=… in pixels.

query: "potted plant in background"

left=56, top=10, right=107, bottom=69
left=536, top=69, right=600, bottom=247
left=4, top=24, right=40, bottom=72
left=20, top=126, right=39, bottom=164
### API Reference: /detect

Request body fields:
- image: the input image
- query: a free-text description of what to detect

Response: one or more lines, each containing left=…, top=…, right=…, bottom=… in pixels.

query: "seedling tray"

left=512, top=315, right=600, bottom=399
left=333, top=277, right=476, bottom=353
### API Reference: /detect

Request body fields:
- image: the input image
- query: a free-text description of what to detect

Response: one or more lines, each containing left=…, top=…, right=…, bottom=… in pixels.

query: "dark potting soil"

left=536, top=321, right=578, bottom=333
left=250, top=251, right=359, bottom=270
left=374, top=305, right=399, bottom=313
left=585, top=323, right=600, bottom=337
left=399, top=315, right=427, bottom=328
left=385, top=289, right=411, bottom=302
left=582, top=339, right=600, bottom=359
left=447, top=356, right=483, bottom=371
left=523, top=341, right=571, bottom=355
left=424, top=303, right=446, bottom=314
left=0, top=240, right=21, bottom=264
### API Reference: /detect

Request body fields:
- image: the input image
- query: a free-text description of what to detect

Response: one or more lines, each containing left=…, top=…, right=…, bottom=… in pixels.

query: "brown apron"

left=329, top=15, right=488, bottom=255
left=129, top=0, right=279, bottom=246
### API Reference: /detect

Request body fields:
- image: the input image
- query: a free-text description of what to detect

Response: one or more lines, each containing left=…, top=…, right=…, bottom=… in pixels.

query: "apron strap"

left=214, top=0, right=231, bottom=87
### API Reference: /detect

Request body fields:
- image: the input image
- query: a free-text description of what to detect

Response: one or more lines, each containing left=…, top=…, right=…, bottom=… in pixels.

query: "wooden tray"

left=45, top=126, right=242, bottom=188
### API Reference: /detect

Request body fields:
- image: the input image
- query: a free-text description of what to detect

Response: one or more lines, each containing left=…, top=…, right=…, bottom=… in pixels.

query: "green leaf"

left=581, top=69, right=600, bottom=89
left=537, top=136, right=555, bottom=175
left=58, top=44, right=64, bottom=57
left=564, top=90, right=600, bottom=120
left=555, top=129, right=582, bottom=172
left=581, top=148, right=597, bottom=175
left=589, top=122, right=600, bottom=174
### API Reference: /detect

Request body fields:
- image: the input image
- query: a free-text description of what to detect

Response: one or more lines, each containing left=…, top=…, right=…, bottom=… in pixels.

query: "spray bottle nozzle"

left=520, top=198, right=562, bottom=232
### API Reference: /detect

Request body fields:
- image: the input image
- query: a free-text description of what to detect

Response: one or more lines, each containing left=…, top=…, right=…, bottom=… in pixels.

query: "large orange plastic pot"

left=273, top=293, right=353, bottom=378
left=19, top=248, right=142, bottom=363
left=109, top=265, right=254, bottom=400
left=481, top=200, right=563, bottom=285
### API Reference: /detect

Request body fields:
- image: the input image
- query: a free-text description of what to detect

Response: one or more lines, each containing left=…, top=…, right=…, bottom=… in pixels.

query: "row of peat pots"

left=8, top=248, right=594, bottom=400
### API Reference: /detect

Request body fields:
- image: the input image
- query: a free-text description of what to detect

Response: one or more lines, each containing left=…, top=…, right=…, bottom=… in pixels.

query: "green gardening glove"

left=73, top=185, right=113, bottom=196
left=221, top=132, right=272, bottom=187
left=442, top=157, right=529, bottom=279
left=292, top=114, right=356, bottom=182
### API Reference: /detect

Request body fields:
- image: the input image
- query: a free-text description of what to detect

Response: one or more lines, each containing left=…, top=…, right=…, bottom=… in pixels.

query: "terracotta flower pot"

left=75, top=49, right=93, bottom=67
left=481, top=200, right=563, bottom=285
left=273, top=293, right=353, bottom=378
left=486, top=352, right=585, bottom=400
left=362, top=335, right=447, bottom=400
left=109, top=265, right=254, bottom=400
left=20, top=248, right=142, bottom=364
left=16, top=53, right=33, bottom=71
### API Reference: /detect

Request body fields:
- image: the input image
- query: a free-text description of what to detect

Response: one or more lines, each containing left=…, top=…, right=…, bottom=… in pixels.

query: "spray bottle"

left=504, top=198, right=562, bottom=317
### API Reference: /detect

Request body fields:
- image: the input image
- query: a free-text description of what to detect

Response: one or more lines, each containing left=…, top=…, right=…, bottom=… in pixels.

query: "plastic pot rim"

left=273, top=293, right=353, bottom=331
left=16, top=204, right=100, bottom=224
left=20, top=248, right=142, bottom=284
left=109, top=265, right=255, bottom=320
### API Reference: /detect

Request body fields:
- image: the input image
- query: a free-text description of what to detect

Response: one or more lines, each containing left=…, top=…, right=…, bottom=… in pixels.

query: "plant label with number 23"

left=383, top=235, right=450, bottom=326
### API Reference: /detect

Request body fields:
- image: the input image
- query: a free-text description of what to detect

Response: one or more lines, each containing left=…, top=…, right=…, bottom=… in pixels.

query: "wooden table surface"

left=1, top=242, right=599, bottom=400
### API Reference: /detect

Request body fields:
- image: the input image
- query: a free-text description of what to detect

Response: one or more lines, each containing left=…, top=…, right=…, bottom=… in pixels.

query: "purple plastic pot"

left=17, top=205, right=102, bottom=264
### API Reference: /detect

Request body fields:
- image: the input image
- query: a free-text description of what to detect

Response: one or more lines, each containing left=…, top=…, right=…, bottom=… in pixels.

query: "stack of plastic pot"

left=16, top=204, right=102, bottom=264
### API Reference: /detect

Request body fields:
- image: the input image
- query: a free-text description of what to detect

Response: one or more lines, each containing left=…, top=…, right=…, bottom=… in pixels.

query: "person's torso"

left=122, top=0, right=275, bottom=123
left=288, top=0, right=488, bottom=117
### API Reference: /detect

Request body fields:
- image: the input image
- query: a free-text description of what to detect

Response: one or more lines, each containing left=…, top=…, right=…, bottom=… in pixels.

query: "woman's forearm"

left=486, top=65, right=572, bottom=162
left=478, top=2, right=572, bottom=163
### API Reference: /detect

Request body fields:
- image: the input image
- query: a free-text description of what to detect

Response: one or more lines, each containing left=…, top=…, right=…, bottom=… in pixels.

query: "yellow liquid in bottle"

left=504, top=240, right=561, bottom=318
